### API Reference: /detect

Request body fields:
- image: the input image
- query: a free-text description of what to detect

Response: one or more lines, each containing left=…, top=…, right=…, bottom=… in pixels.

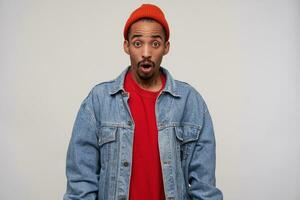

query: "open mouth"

left=140, top=62, right=153, bottom=68
left=139, top=62, right=154, bottom=73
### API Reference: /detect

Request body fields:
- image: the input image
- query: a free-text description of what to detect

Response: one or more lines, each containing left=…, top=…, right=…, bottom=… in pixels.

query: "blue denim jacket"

left=64, top=67, right=223, bottom=200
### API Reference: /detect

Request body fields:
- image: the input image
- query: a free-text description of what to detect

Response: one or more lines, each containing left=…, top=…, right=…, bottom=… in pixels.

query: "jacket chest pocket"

left=98, top=126, right=118, bottom=165
left=174, top=126, right=200, bottom=161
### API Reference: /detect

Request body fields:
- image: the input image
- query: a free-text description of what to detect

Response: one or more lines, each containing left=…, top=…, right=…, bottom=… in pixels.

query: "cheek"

left=129, top=54, right=140, bottom=65
left=129, top=50, right=139, bottom=60
left=153, top=51, right=164, bottom=61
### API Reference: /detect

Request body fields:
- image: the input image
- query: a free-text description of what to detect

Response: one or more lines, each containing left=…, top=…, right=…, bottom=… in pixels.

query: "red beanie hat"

left=123, top=4, right=170, bottom=41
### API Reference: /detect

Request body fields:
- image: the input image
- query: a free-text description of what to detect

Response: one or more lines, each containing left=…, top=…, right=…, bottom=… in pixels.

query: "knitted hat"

left=123, top=4, right=170, bottom=41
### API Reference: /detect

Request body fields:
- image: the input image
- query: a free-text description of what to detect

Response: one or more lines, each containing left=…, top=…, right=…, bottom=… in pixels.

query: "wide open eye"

left=152, top=41, right=160, bottom=48
left=133, top=41, right=142, bottom=47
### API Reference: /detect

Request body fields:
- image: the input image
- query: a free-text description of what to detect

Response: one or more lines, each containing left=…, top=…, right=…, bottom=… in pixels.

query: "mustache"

left=138, top=59, right=155, bottom=67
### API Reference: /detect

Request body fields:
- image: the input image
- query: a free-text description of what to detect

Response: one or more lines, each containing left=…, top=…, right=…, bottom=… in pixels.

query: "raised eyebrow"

left=129, top=34, right=163, bottom=41
left=130, top=34, right=142, bottom=40
left=151, top=35, right=163, bottom=40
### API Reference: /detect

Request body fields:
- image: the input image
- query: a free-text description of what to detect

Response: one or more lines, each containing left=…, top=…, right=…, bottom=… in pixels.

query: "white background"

left=1, top=0, right=299, bottom=199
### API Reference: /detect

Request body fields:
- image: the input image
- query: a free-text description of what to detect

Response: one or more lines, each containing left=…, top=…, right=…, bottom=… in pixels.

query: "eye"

left=152, top=41, right=160, bottom=48
left=133, top=41, right=142, bottom=47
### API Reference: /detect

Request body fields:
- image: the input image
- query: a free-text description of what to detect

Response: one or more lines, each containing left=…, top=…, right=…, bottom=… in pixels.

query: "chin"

left=138, top=72, right=154, bottom=81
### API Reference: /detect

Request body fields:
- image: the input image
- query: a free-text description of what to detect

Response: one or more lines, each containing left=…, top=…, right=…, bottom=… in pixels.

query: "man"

left=64, top=4, right=223, bottom=200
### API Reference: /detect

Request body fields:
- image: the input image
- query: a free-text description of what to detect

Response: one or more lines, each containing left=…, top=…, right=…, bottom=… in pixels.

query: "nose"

left=142, top=44, right=151, bottom=59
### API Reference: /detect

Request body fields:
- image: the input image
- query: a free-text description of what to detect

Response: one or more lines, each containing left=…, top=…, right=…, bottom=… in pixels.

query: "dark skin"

left=123, top=20, right=170, bottom=92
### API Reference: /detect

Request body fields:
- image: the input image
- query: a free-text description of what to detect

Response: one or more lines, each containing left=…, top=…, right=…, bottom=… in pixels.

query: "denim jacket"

left=64, top=67, right=223, bottom=200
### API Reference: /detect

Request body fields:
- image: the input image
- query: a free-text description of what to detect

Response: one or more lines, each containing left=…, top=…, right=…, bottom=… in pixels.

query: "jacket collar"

left=109, top=66, right=181, bottom=97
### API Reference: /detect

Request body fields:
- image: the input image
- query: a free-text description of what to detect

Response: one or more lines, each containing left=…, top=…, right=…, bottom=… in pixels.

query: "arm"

left=64, top=93, right=100, bottom=200
left=188, top=105, right=223, bottom=200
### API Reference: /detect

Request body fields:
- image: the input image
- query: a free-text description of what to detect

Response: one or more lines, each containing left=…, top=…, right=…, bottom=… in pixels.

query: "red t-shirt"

left=124, top=71, right=166, bottom=200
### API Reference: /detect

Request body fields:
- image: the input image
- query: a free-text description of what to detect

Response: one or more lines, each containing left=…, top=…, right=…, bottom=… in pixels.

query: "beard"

left=138, top=72, right=153, bottom=80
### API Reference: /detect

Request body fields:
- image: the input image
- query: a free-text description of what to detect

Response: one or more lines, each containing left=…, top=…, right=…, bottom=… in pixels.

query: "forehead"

left=128, top=20, right=165, bottom=40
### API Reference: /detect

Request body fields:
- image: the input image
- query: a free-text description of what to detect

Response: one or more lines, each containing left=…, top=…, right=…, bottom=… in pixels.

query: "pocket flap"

left=98, top=126, right=117, bottom=146
left=175, top=126, right=199, bottom=144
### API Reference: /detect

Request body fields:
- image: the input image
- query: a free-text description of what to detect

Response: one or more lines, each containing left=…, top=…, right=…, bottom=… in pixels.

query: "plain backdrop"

left=1, top=0, right=299, bottom=199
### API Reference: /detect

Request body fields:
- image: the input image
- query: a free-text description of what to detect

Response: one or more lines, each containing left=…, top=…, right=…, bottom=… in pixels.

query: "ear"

left=123, top=40, right=130, bottom=55
left=163, top=41, right=170, bottom=55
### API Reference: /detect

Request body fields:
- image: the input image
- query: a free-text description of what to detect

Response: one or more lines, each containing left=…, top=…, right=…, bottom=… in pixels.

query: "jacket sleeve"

left=64, top=92, right=100, bottom=200
left=188, top=103, right=223, bottom=200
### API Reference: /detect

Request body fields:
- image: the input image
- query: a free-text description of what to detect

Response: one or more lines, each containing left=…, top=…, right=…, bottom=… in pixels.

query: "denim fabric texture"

left=64, top=66, right=223, bottom=200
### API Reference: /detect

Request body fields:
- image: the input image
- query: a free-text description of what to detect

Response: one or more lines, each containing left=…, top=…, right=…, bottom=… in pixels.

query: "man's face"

left=124, top=20, right=170, bottom=82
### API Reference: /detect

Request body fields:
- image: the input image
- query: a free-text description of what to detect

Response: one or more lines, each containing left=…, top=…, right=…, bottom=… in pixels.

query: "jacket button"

left=123, top=161, right=129, bottom=167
